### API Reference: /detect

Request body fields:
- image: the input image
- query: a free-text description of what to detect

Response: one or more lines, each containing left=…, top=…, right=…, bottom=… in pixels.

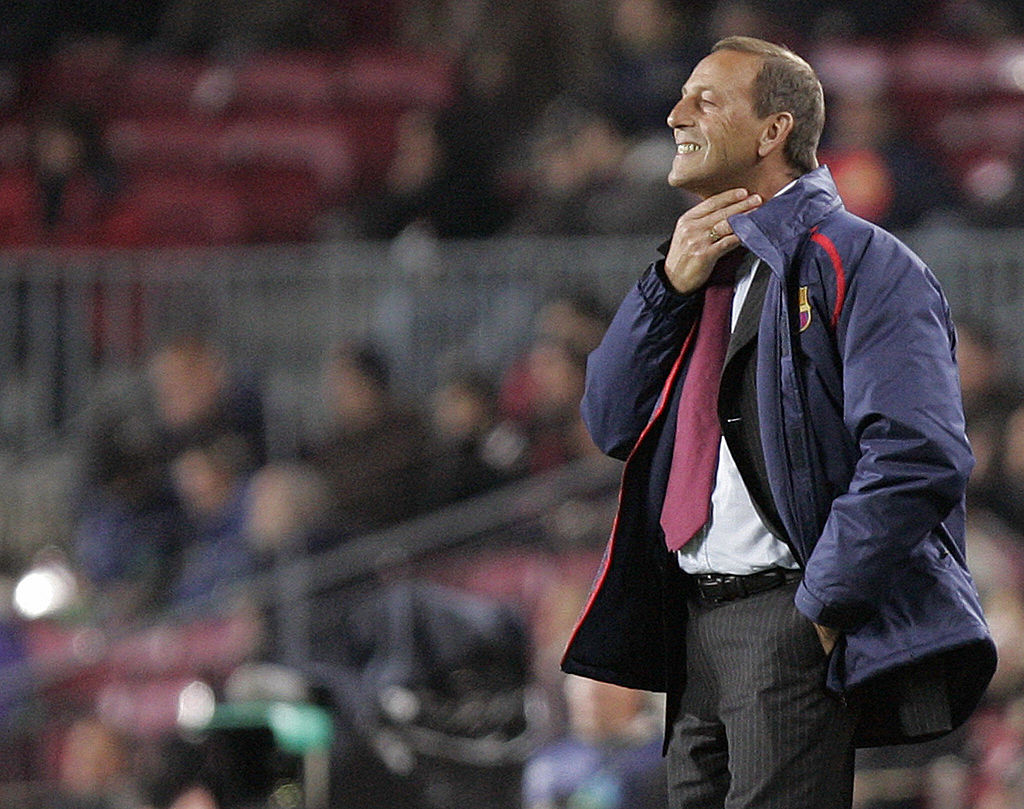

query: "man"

left=561, top=36, right=996, bottom=809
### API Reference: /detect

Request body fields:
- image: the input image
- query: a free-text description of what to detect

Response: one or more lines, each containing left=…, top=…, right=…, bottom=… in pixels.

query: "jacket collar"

left=728, top=165, right=844, bottom=275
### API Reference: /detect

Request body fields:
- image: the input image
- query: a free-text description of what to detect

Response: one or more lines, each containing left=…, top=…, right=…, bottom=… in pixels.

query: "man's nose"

left=667, top=97, right=693, bottom=129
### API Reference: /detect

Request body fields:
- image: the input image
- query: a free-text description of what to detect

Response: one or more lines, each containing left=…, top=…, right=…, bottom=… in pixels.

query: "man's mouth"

left=677, top=143, right=703, bottom=154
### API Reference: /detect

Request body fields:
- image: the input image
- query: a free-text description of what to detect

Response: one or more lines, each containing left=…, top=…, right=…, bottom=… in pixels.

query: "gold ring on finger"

left=708, top=227, right=721, bottom=243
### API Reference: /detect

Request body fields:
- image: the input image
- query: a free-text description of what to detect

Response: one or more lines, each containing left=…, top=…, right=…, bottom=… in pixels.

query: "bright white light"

left=964, top=158, right=1016, bottom=205
left=177, top=680, right=217, bottom=730
left=1007, top=54, right=1024, bottom=91
left=12, top=564, right=76, bottom=619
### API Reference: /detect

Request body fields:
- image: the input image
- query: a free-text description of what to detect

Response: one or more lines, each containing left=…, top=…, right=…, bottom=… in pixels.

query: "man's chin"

left=667, top=171, right=691, bottom=190
left=667, top=171, right=703, bottom=195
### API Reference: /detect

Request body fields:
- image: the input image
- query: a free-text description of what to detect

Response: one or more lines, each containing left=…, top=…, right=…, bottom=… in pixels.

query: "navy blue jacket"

left=562, top=167, right=996, bottom=746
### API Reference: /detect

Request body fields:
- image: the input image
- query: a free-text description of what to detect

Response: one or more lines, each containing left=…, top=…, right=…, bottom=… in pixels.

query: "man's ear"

left=758, top=112, right=794, bottom=159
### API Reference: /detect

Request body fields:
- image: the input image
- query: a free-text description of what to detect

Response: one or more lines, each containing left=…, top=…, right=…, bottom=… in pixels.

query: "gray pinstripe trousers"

left=667, top=581, right=857, bottom=809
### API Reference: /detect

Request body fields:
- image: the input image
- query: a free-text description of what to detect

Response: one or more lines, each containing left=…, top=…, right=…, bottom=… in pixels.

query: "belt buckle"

left=705, top=578, right=725, bottom=602
left=722, top=574, right=745, bottom=600
left=702, top=574, right=743, bottom=603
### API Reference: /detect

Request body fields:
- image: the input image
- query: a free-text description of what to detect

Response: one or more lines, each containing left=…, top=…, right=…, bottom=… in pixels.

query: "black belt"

left=692, top=567, right=802, bottom=603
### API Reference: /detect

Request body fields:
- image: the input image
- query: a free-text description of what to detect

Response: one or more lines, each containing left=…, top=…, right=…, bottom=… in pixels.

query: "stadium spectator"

left=956, top=318, right=1019, bottom=425
left=242, top=462, right=332, bottom=558
left=819, top=89, right=962, bottom=231
left=977, top=403, right=1024, bottom=538
left=54, top=716, right=138, bottom=809
left=511, top=330, right=591, bottom=473
left=354, top=109, right=445, bottom=241
left=507, top=98, right=684, bottom=236
left=497, top=293, right=610, bottom=473
left=523, top=674, right=666, bottom=809
left=590, top=0, right=703, bottom=138
left=947, top=317, right=1024, bottom=536
left=147, top=331, right=267, bottom=467
left=346, top=16, right=562, bottom=240
left=430, top=39, right=531, bottom=233
left=355, top=101, right=510, bottom=241
left=301, top=341, right=433, bottom=542
left=74, top=330, right=265, bottom=617
left=499, top=293, right=609, bottom=423
left=427, top=368, right=521, bottom=507
left=0, top=105, right=124, bottom=248
left=953, top=318, right=1022, bottom=510
left=167, top=430, right=260, bottom=609
left=74, top=397, right=184, bottom=621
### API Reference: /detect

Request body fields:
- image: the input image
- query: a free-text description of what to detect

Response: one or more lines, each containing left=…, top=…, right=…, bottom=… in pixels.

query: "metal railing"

left=2, top=227, right=1023, bottom=447
left=0, top=234, right=652, bottom=451
left=0, top=226, right=1022, bottom=561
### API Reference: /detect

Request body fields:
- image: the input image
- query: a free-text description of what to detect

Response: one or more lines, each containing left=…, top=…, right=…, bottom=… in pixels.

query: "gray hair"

left=712, top=36, right=825, bottom=175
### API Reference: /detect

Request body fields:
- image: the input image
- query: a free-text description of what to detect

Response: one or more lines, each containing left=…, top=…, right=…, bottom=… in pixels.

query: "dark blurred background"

left=2, top=1, right=1024, bottom=808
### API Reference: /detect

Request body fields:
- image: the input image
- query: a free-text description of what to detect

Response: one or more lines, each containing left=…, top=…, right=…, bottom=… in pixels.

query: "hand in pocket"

left=813, top=622, right=840, bottom=655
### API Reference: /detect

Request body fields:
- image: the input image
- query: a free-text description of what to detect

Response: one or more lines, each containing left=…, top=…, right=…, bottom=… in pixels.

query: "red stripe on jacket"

left=810, top=228, right=847, bottom=330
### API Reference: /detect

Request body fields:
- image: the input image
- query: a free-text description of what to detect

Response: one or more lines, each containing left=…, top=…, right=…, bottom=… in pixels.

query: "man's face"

left=667, top=49, right=767, bottom=198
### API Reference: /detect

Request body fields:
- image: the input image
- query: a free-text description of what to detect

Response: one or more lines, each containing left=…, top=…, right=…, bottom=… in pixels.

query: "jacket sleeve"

left=795, top=231, right=974, bottom=632
left=581, top=260, right=700, bottom=460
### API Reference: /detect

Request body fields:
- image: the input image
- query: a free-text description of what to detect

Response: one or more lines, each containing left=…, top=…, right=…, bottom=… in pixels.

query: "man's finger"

left=700, top=193, right=763, bottom=232
left=685, top=187, right=750, bottom=218
left=709, top=233, right=741, bottom=256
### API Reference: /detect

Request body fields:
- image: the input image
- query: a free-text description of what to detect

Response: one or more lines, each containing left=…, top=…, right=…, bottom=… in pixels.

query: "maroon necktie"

left=660, top=251, right=744, bottom=551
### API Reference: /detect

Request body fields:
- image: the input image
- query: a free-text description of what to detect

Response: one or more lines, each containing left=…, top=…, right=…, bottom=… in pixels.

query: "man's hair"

left=712, top=36, right=825, bottom=175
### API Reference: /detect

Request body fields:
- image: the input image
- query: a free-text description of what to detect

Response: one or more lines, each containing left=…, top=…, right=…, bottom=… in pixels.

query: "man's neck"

left=750, top=170, right=803, bottom=202
left=772, top=178, right=799, bottom=198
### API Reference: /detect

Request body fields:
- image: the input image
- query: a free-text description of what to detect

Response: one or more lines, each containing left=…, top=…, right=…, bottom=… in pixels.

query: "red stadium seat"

left=931, top=101, right=1024, bottom=175
left=808, top=43, right=889, bottom=96
left=231, top=53, right=338, bottom=113
left=333, top=47, right=456, bottom=110
left=892, top=40, right=990, bottom=96
left=227, top=164, right=322, bottom=243
left=32, top=38, right=124, bottom=110
left=104, top=115, right=225, bottom=171
left=113, top=55, right=210, bottom=115
left=219, top=119, right=356, bottom=198
left=330, top=107, right=399, bottom=190
left=0, top=169, right=40, bottom=246
left=104, top=174, right=249, bottom=247
left=0, top=120, right=29, bottom=169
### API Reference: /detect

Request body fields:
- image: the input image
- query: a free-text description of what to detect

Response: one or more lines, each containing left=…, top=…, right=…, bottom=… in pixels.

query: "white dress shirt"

left=677, top=254, right=799, bottom=575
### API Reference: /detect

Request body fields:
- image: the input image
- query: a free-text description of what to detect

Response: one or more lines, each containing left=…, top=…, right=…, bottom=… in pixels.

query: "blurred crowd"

left=60, top=286, right=613, bottom=615
left=2, top=0, right=1024, bottom=248
left=0, top=290, right=631, bottom=808
left=4, top=279, right=1024, bottom=809
left=2, top=0, right=1024, bottom=808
